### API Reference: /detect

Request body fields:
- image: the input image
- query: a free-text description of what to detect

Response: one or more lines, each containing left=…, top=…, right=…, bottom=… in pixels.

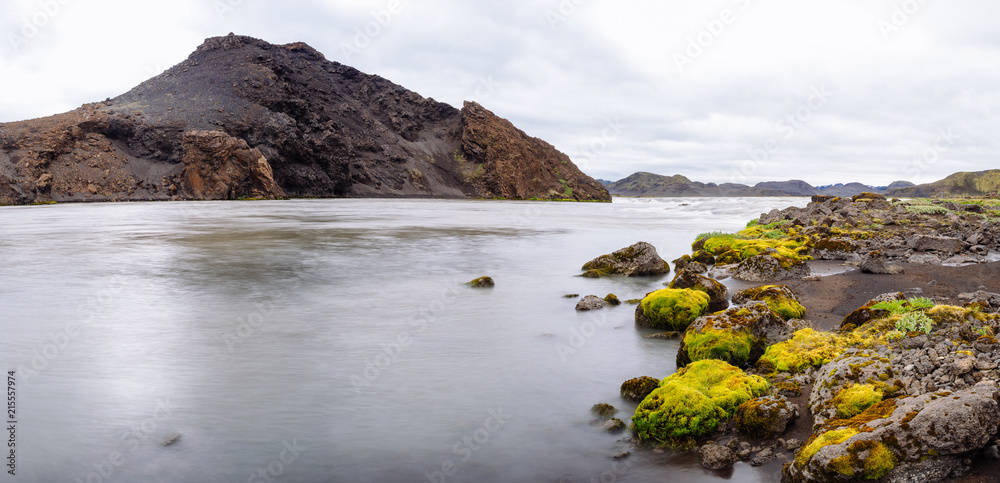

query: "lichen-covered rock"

left=667, top=269, right=730, bottom=313
left=732, top=254, right=811, bottom=283
left=733, top=395, right=798, bottom=440
left=757, top=328, right=843, bottom=374
left=676, top=301, right=792, bottom=369
left=732, top=285, right=806, bottom=321
left=581, top=241, right=670, bottom=278
left=603, top=293, right=621, bottom=306
left=620, top=376, right=660, bottom=402
left=808, top=349, right=899, bottom=428
left=787, top=382, right=1000, bottom=482
left=576, top=295, right=608, bottom=311
left=635, top=288, right=711, bottom=331
left=468, top=276, right=495, bottom=288
left=699, top=442, right=738, bottom=470
left=631, top=359, right=769, bottom=445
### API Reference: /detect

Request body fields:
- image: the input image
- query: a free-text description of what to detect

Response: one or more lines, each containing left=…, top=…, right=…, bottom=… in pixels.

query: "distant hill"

left=890, top=170, right=1000, bottom=197
left=606, top=172, right=913, bottom=198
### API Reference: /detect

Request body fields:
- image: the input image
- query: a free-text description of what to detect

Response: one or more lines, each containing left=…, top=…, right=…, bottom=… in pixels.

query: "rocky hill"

left=0, top=34, right=609, bottom=205
left=605, top=172, right=914, bottom=198
left=889, top=170, right=1000, bottom=198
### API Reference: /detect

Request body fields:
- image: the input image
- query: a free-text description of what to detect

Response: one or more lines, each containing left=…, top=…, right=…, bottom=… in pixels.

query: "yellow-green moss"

left=632, top=359, right=769, bottom=445
left=736, top=285, right=806, bottom=320
left=927, top=305, right=970, bottom=324
left=684, top=327, right=756, bottom=366
left=796, top=428, right=858, bottom=466
left=639, top=288, right=711, bottom=331
left=758, top=328, right=844, bottom=374
left=832, top=384, right=884, bottom=420
left=733, top=396, right=790, bottom=439
left=861, top=441, right=898, bottom=480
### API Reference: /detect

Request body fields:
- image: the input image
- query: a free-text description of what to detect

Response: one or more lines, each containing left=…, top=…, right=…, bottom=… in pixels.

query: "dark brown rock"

left=180, top=130, right=284, bottom=200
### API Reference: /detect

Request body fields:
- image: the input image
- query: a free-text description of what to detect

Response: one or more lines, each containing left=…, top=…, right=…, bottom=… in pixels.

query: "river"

left=0, top=197, right=810, bottom=482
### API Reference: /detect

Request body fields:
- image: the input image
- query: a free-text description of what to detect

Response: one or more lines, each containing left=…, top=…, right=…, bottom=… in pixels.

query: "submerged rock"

left=581, top=241, right=670, bottom=278
left=591, top=403, right=617, bottom=421
left=468, top=276, right=495, bottom=288
left=576, top=295, right=608, bottom=311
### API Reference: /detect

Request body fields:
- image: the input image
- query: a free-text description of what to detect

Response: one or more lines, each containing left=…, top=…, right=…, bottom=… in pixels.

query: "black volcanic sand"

left=785, top=261, right=1000, bottom=331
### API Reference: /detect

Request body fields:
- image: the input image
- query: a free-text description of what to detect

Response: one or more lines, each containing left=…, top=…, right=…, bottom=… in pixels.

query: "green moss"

left=758, top=328, right=844, bottom=374
left=701, top=231, right=811, bottom=265
left=467, top=276, right=495, bottom=288
left=735, top=285, right=806, bottom=320
left=733, top=396, right=789, bottom=439
left=604, top=293, right=621, bottom=306
left=861, top=441, right=898, bottom=479
left=683, top=327, right=756, bottom=366
left=796, top=428, right=857, bottom=466
left=639, top=288, right=711, bottom=331
left=632, top=359, right=768, bottom=445
left=832, top=384, right=884, bottom=420
left=620, top=376, right=660, bottom=402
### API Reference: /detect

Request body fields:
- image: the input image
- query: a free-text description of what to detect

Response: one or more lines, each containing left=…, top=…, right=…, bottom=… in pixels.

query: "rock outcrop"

left=180, top=130, right=284, bottom=200
left=0, top=34, right=609, bottom=205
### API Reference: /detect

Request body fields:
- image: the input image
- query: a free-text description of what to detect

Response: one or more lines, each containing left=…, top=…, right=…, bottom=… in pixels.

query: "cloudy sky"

left=2, top=0, right=998, bottom=186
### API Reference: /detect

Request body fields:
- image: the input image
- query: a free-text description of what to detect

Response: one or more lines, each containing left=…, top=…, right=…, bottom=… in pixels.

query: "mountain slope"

left=0, top=34, right=609, bottom=205
left=605, top=171, right=917, bottom=198
left=890, top=170, right=1000, bottom=198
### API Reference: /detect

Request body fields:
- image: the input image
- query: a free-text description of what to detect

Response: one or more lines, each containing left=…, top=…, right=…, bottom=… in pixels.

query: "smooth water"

left=0, top=197, right=809, bottom=483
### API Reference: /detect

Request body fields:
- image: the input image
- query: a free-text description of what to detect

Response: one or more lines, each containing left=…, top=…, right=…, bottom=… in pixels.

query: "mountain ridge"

left=603, top=172, right=925, bottom=198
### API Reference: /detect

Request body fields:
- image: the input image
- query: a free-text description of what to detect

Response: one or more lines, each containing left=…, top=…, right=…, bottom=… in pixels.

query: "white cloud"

left=1, top=0, right=997, bottom=186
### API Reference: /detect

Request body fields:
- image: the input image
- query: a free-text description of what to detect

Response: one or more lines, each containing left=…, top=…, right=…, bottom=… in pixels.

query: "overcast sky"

left=2, top=0, right=998, bottom=186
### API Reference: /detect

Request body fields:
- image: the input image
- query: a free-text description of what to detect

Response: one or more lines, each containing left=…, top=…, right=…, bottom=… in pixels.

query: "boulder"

left=677, top=301, right=792, bottom=369
left=907, top=235, right=966, bottom=255
left=468, top=276, right=495, bottom=288
left=667, top=269, right=730, bottom=313
left=635, top=288, right=711, bottom=331
left=581, top=242, right=670, bottom=277
left=860, top=251, right=904, bottom=275
left=576, top=295, right=608, bottom=311
left=787, top=382, right=1000, bottom=482
left=180, top=130, right=285, bottom=200
left=732, top=285, right=806, bottom=321
left=620, top=376, right=660, bottom=402
left=808, top=349, right=896, bottom=428
left=732, top=254, right=811, bottom=283
left=699, top=442, right=738, bottom=470
left=839, top=292, right=904, bottom=331
left=733, top=395, right=798, bottom=440
left=631, top=359, right=769, bottom=443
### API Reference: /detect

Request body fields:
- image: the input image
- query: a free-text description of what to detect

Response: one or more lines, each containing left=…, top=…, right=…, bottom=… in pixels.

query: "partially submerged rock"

left=576, top=295, right=608, bottom=311
left=631, top=359, right=769, bottom=445
left=699, top=442, right=738, bottom=470
left=676, top=301, right=793, bottom=369
left=732, top=285, right=806, bottom=321
left=468, top=276, right=495, bottom=288
left=620, top=376, right=660, bottom=402
left=581, top=241, right=670, bottom=278
left=667, top=269, right=730, bottom=313
left=635, top=288, right=711, bottom=331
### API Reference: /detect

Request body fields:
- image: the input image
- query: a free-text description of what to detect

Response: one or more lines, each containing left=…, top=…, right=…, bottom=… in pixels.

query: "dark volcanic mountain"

left=0, top=34, right=609, bottom=205
left=606, top=172, right=915, bottom=198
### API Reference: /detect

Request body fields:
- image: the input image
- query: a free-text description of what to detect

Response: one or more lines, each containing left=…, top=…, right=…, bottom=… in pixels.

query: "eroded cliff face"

left=0, top=34, right=609, bottom=205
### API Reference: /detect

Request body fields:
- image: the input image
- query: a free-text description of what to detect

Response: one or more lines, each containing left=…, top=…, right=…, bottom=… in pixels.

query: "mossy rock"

left=591, top=403, right=617, bottom=421
left=635, top=288, right=711, bottom=331
left=733, top=395, right=798, bottom=440
left=831, top=384, right=883, bottom=420
left=667, top=269, right=729, bottom=313
left=732, top=254, right=811, bottom=283
left=620, top=376, right=660, bottom=402
left=839, top=292, right=903, bottom=331
left=631, top=359, right=769, bottom=445
left=732, top=285, right=806, bottom=320
left=677, top=302, right=792, bottom=369
left=757, top=328, right=844, bottom=375
left=604, top=293, right=621, bottom=306
left=581, top=241, right=670, bottom=277
left=692, top=250, right=716, bottom=265
left=468, top=276, right=495, bottom=288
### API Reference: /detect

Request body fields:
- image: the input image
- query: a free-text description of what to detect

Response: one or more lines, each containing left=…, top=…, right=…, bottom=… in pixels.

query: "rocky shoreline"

left=582, top=194, right=1000, bottom=482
